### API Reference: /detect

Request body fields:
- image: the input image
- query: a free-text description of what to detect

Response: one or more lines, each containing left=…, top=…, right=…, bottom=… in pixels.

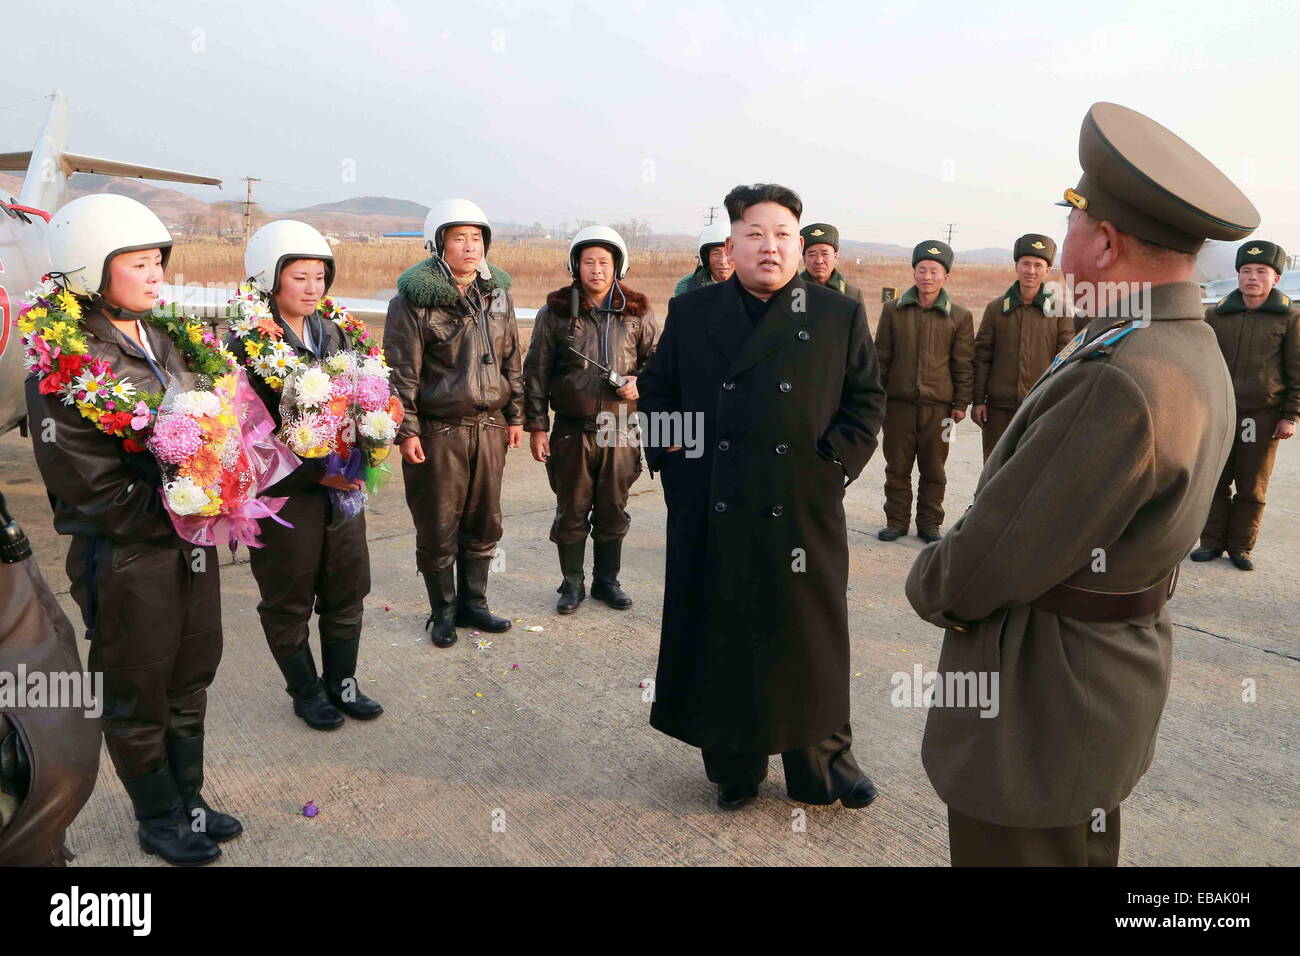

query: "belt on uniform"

left=422, top=412, right=502, bottom=427
left=1032, top=566, right=1178, bottom=622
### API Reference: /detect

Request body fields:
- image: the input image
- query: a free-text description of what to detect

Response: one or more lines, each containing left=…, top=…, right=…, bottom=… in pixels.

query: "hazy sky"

left=6, top=0, right=1300, bottom=254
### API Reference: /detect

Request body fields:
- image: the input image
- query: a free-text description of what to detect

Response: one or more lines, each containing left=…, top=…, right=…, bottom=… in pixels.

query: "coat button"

left=715, top=501, right=727, bottom=512
left=779, top=381, right=792, bottom=392
left=775, top=443, right=788, bottom=455
left=798, top=330, right=810, bottom=341
left=771, top=505, right=784, bottom=516
left=722, top=381, right=736, bottom=391
left=717, top=439, right=730, bottom=451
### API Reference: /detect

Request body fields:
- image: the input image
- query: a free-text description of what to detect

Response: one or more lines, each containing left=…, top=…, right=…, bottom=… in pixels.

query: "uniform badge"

left=927, top=247, right=941, bottom=254
left=811, top=229, right=825, bottom=236
left=1247, top=246, right=1262, bottom=255
left=1048, top=329, right=1087, bottom=373
left=1031, top=240, right=1046, bottom=250
left=1002, top=296, right=1011, bottom=312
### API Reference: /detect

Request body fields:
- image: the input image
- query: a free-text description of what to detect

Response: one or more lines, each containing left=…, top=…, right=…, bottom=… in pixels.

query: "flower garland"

left=19, top=282, right=235, bottom=453
left=225, top=286, right=401, bottom=515
left=225, top=286, right=388, bottom=391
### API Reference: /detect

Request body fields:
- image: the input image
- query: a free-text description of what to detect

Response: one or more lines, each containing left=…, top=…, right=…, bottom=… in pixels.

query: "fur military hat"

left=1236, top=240, right=1287, bottom=275
left=1057, top=102, right=1259, bottom=253
left=912, top=240, right=954, bottom=272
left=1013, top=234, right=1056, bottom=266
left=801, top=223, right=839, bottom=251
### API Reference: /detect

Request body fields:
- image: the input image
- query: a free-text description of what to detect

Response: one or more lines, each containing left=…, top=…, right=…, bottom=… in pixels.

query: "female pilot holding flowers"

left=22, top=194, right=245, bottom=866
left=226, top=220, right=395, bottom=732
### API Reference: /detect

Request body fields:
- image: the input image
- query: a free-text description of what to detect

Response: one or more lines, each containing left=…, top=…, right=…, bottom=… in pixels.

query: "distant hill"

left=290, top=196, right=429, bottom=218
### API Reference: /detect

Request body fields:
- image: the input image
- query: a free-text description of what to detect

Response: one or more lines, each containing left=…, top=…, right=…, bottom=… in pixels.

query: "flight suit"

left=25, top=304, right=223, bottom=786
left=523, top=283, right=660, bottom=546
left=226, top=310, right=372, bottom=692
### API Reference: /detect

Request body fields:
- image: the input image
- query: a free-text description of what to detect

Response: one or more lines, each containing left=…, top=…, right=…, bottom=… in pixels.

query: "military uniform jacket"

left=875, top=287, right=975, bottom=410
left=973, top=284, right=1075, bottom=409
left=637, top=274, right=885, bottom=753
left=799, top=269, right=865, bottom=306
left=905, top=282, right=1234, bottom=827
left=1204, top=288, right=1300, bottom=421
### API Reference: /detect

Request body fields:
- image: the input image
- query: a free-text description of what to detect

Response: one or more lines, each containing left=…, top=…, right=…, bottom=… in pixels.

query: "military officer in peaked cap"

left=1191, top=240, right=1299, bottom=571
left=906, top=102, right=1258, bottom=865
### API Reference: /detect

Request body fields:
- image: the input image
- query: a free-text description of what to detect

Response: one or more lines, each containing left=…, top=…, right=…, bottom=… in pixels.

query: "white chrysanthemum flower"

left=324, top=352, right=356, bottom=374
left=358, top=410, right=396, bottom=442
left=165, top=477, right=210, bottom=516
left=359, top=357, right=391, bottom=380
left=171, top=389, right=222, bottom=418
left=73, top=371, right=106, bottom=400
left=294, top=366, right=333, bottom=406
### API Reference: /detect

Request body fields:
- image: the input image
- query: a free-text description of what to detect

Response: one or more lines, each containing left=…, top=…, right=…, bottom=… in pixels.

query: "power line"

left=943, top=223, right=956, bottom=245
left=705, top=206, right=718, bottom=225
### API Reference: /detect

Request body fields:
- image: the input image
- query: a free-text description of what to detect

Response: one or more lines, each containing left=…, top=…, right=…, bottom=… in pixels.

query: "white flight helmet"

left=45, top=193, right=173, bottom=296
left=424, top=198, right=492, bottom=256
left=698, top=220, right=730, bottom=264
left=567, top=225, right=629, bottom=279
left=244, top=220, right=335, bottom=295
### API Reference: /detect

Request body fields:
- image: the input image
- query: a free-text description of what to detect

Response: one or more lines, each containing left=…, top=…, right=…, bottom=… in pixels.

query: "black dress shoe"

left=877, top=527, right=906, bottom=542
left=917, top=528, right=943, bottom=543
left=1190, top=546, right=1224, bottom=562
left=292, top=689, right=345, bottom=731
left=716, top=783, right=758, bottom=810
left=591, top=578, right=633, bottom=610
left=556, top=581, right=585, bottom=614
left=426, top=608, right=458, bottom=648
left=325, top=682, right=384, bottom=719
left=839, top=775, right=879, bottom=809
left=1228, top=552, right=1255, bottom=571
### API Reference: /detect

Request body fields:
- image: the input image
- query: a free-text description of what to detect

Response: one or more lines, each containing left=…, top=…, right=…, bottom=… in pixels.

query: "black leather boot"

left=121, top=764, right=221, bottom=865
left=322, top=639, right=384, bottom=719
left=164, top=735, right=242, bottom=842
left=1190, top=546, right=1224, bottom=562
left=276, top=647, right=344, bottom=730
left=590, top=539, right=633, bottom=609
left=556, top=541, right=586, bottom=614
left=422, top=567, right=459, bottom=647
left=455, top=555, right=512, bottom=632
left=877, top=527, right=905, bottom=541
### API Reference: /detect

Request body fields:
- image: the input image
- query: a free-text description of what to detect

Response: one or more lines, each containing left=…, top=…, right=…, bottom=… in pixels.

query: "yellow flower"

left=245, top=340, right=263, bottom=357
left=266, top=376, right=282, bottom=390
left=188, top=325, right=204, bottom=344
left=78, top=405, right=102, bottom=423
left=55, top=292, right=82, bottom=318
left=17, top=314, right=36, bottom=334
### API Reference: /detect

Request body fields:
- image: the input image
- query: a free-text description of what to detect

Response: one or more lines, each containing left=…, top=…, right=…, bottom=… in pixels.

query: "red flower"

left=123, top=439, right=145, bottom=454
left=99, top=411, right=134, bottom=435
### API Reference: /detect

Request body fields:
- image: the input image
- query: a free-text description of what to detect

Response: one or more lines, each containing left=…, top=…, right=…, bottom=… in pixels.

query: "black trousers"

left=947, top=805, right=1122, bottom=866
left=701, top=722, right=861, bottom=804
left=66, top=536, right=222, bottom=781
left=248, top=491, right=370, bottom=661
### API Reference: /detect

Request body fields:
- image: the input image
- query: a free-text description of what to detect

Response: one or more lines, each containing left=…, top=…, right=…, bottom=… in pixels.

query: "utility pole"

left=943, top=222, right=956, bottom=245
left=241, top=177, right=261, bottom=243
left=705, top=206, right=718, bottom=225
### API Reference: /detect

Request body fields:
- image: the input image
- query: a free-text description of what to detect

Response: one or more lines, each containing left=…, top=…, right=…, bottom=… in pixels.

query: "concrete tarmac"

left=1, top=421, right=1296, bottom=866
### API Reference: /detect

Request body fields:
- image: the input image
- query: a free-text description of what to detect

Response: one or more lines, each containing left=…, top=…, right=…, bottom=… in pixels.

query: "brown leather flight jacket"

left=973, top=284, right=1075, bottom=409
left=523, top=283, right=661, bottom=432
left=383, top=259, right=524, bottom=441
left=0, top=550, right=102, bottom=866
left=874, top=286, right=975, bottom=410
left=25, top=302, right=192, bottom=546
left=1205, top=288, right=1300, bottom=421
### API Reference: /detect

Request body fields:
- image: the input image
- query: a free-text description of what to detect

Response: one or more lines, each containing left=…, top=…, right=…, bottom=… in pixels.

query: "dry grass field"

left=169, top=239, right=1027, bottom=327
